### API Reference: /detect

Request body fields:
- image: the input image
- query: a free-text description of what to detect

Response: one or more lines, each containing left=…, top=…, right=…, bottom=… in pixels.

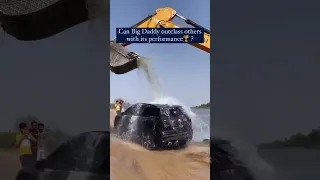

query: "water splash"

left=150, top=96, right=195, bottom=117
left=137, top=57, right=209, bottom=141
left=128, top=116, right=138, bottom=135
left=135, top=57, right=279, bottom=180
left=150, top=96, right=210, bottom=141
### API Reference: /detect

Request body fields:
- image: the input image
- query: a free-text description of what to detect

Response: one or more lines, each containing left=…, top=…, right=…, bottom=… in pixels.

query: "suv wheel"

left=141, top=132, right=156, bottom=150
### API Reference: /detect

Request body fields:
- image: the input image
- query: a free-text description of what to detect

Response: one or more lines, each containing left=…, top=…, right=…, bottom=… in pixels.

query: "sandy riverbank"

left=0, top=149, right=20, bottom=180
left=110, top=109, right=210, bottom=180
left=110, top=109, right=116, bottom=128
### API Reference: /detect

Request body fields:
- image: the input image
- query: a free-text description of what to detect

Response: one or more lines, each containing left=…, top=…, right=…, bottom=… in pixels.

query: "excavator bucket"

left=110, top=41, right=140, bottom=74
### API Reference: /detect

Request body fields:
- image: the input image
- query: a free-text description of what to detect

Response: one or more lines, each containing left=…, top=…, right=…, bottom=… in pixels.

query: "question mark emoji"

left=183, top=35, right=189, bottom=42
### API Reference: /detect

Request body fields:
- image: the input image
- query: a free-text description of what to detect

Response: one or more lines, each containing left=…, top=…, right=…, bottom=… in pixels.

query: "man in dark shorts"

left=29, top=121, right=39, bottom=162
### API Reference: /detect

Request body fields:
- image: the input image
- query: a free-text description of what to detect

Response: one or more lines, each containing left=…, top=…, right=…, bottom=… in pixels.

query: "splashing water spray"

left=136, top=57, right=210, bottom=141
left=136, top=58, right=278, bottom=180
left=89, top=3, right=276, bottom=178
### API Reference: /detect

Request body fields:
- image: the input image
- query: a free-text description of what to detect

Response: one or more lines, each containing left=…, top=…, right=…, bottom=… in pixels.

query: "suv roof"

left=134, top=103, right=182, bottom=109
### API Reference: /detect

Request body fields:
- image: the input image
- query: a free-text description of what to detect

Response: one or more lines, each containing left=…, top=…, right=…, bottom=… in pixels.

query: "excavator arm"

left=121, top=7, right=210, bottom=53
left=110, top=7, right=210, bottom=74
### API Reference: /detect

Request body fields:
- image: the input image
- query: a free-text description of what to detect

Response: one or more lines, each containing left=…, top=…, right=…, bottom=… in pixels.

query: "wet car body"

left=15, top=131, right=110, bottom=180
left=114, top=103, right=193, bottom=150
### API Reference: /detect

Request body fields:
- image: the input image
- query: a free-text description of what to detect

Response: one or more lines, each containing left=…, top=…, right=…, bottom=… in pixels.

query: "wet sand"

left=0, top=149, right=20, bottom=180
left=110, top=110, right=210, bottom=180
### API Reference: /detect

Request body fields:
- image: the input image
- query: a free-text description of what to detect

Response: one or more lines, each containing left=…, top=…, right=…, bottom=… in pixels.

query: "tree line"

left=193, top=102, right=210, bottom=109
left=258, top=127, right=320, bottom=149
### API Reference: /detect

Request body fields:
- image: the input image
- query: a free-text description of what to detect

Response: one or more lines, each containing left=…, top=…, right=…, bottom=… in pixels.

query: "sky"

left=110, top=0, right=210, bottom=107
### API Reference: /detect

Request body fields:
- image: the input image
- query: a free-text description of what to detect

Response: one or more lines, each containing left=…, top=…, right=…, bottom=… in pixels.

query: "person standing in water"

left=15, top=122, right=37, bottom=170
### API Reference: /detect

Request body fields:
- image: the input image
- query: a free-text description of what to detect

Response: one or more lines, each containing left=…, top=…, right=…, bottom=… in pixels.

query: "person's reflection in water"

left=15, top=131, right=110, bottom=180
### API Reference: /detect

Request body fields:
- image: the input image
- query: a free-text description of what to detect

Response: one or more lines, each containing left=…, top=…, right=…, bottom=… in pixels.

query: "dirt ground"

left=111, top=140, right=210, bottom=180
left=110, top=110, right=210, bottom=180
left=0, top=149, right=20, bottom=180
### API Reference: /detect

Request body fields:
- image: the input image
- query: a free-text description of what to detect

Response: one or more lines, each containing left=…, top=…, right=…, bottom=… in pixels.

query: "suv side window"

left=141, top=106, right=159, bottom=117
left=122, top=104, right=139, bottom=116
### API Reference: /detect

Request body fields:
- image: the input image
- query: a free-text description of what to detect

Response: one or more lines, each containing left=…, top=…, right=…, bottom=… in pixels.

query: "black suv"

left=114, top=103, right=193, bottom=150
